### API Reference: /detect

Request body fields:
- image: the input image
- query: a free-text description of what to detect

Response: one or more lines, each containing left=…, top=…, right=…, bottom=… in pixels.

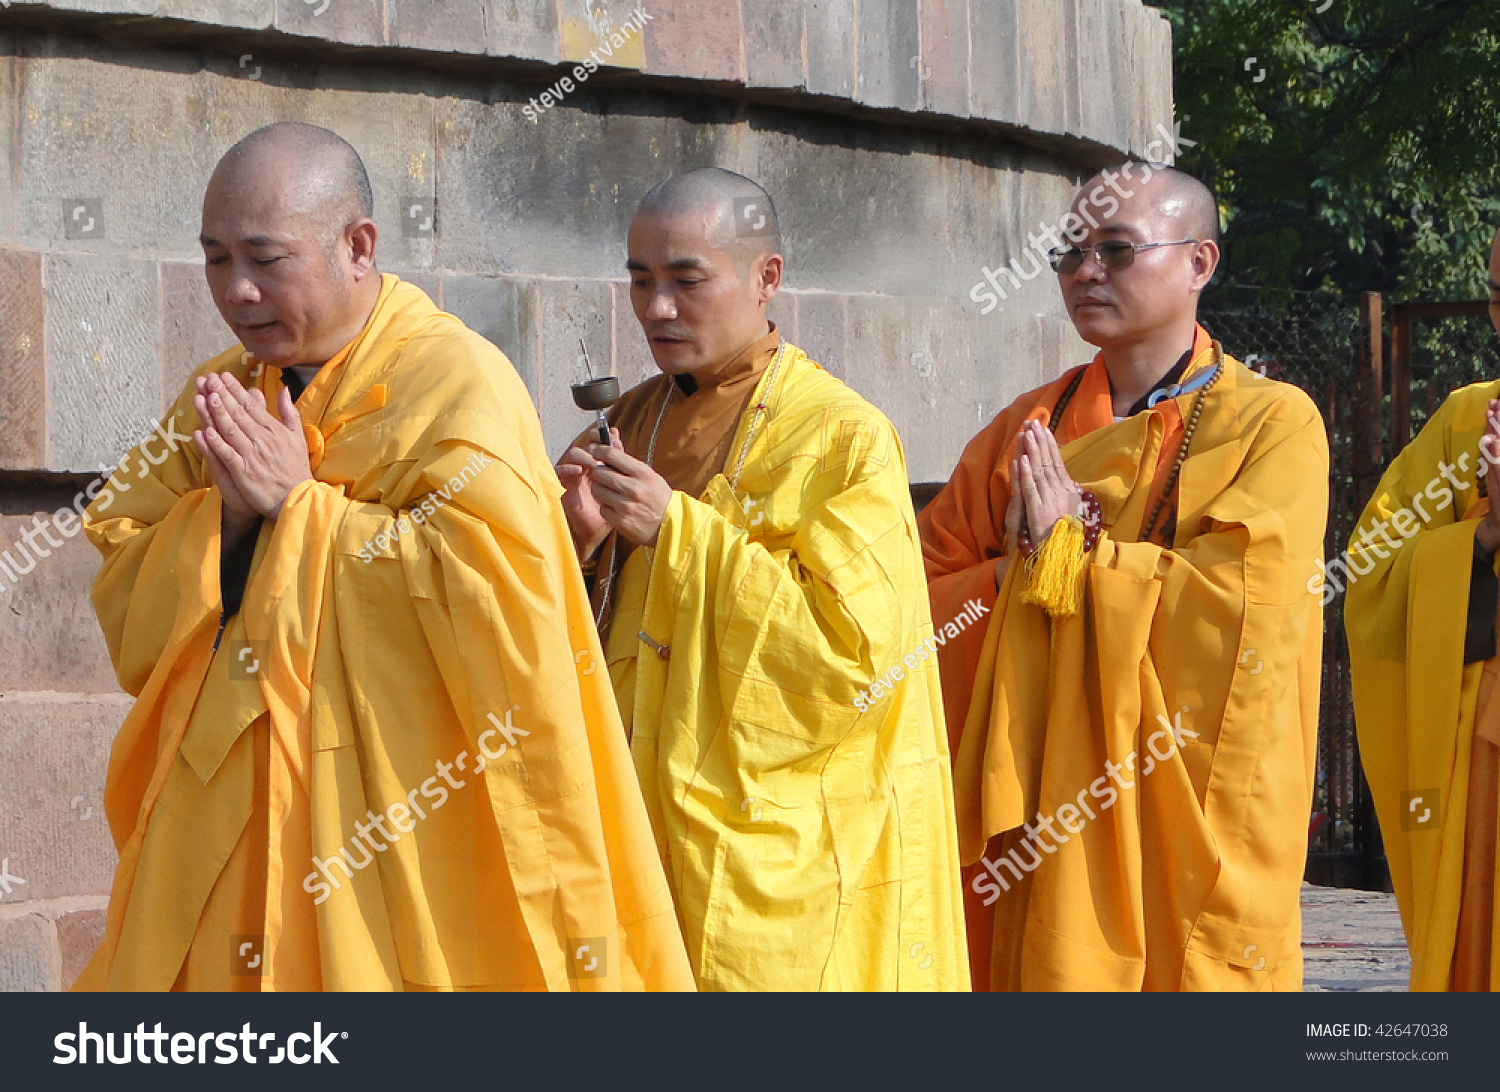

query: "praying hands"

left=192, top=370, right=313, bottom=544
left=1012, top=419, right=1084, bottom=548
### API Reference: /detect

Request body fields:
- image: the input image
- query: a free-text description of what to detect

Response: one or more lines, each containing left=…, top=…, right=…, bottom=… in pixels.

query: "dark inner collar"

left=1125, top=347, right=1194, bottom=417
left=281, top=366, right=314, bottom=403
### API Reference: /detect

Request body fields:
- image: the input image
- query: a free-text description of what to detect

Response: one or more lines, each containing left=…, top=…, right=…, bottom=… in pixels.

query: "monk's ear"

left=1188, top=238, right=1219, bottom=293
left=345, top=218, right=379, bottom=278
left=755, top=251, right=783, bottom=304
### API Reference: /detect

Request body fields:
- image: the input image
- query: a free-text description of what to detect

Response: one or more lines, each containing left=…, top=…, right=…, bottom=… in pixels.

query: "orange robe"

left=920, top=325, right=1328, bottom=990
left=75, top=275, right=693, bottom=991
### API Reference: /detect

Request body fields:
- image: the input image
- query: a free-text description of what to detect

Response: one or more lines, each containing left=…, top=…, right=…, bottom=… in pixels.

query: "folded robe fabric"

left=75, top=274, right=694, bottom=991
left=601, top=344, right=969, bottom=991
left=1345, top=379, right=1500, bottom=991
left=921, top=327, right=1329, bottom=990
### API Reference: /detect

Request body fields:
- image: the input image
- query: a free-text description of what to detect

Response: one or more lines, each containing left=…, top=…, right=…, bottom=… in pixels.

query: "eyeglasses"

left=1047, top=239, right=1199, bottom=274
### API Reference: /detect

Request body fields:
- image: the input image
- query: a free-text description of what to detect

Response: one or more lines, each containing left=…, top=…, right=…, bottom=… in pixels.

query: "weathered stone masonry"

left=0, top=0, right=1172, bottom=989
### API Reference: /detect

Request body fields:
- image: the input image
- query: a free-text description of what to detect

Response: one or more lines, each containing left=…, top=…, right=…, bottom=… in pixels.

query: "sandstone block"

left=744, top=0, right=804, bottom=91
left=0, top=249, right=46, bottom=470
left=45, top=253, right=160, bottom=474
left=0, top=913, right=59, bottom=992
left=0, top=695, right=126, bottom=904
left=0, top=498, right=118, bottom=696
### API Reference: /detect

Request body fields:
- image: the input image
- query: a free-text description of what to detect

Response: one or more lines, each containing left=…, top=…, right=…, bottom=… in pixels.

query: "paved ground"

left=1301, top=882, right=1411, bottom=991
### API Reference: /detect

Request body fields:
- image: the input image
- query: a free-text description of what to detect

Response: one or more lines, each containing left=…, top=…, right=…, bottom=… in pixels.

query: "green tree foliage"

left=1151, top=0, right=1500, bottom=301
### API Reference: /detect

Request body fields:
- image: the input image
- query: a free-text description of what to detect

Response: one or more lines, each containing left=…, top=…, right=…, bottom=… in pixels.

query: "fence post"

left=1391, top=306, right=1412, bottom=450
left=1359, top=291, right=1384, bottom=479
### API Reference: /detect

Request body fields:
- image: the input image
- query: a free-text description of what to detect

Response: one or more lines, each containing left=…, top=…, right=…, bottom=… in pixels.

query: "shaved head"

left=626, top=168, right=785, bottom=376
left=637, top=167, right=782, bottom=259
left=200, top=122, right=382, bottom=367
left=1058, top=161, right=1220, bottom=359
left=209, top=122, right=374, bottom=246
left=1084, top=162, right=1220, bottom=244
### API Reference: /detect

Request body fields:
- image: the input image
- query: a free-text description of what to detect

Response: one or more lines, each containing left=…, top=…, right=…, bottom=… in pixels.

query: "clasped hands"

left=1004, top=419, right=1084, bottom=555
left=192, top=371, right=313, bottom=537
left=557, top=428, right=673, bottom=557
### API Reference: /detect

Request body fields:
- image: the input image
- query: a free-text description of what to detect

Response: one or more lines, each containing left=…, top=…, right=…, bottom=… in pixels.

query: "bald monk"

left=920, top=164, right=1329, bottom=990
left=556, top=168, right=967, bottom=990
left=1344, top=228, right=1500, bottom=991
left=75, top=122, right=693, bottom=991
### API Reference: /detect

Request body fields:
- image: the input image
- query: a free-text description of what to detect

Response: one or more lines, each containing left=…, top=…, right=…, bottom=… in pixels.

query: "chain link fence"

left=1405, top=309, right=1500, bottom=436
left=1200, top=288, right=1376, bottom=886
left=1201, top=288, right=1500, bottom=889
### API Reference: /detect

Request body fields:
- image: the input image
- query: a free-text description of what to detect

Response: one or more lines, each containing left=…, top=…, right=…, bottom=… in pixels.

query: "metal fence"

left=1202, top=287, right=1500, bottom=890
left=1392, top=303, right=1500, bottom=445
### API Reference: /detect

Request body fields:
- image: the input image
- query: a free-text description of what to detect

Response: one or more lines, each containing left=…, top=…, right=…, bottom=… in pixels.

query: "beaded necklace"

left=1138, top=342, right=1225, bottom=546
left=592, top=339, right=787, bottom=634
left=727, top=339, right=787, bottom=492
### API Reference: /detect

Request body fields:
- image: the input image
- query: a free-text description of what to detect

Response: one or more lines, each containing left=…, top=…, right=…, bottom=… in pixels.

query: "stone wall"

left=0, top=0, right=1174, bottom=988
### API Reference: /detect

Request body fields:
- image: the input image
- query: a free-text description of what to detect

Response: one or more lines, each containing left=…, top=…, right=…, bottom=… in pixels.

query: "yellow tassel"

left=1020, top=515, right=1087, bottom=618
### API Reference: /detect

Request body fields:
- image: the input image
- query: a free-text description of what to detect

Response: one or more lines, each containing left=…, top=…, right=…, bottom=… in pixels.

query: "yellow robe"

left=928, top=341, right=1327, bottom=990
left=606, top=345, right=969, bottom=990
left=75, top=274, right=694, bottom=991
left=1345, top=379, right=1500, bottom=991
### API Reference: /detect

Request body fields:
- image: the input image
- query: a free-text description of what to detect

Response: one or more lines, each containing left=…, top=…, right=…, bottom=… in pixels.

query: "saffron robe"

left=1345, top=379, right=1500, bottom=991
left=598, top=343, right=969, bottom=990
left=920, top=327, right=1328, bottom=990
left=75, top=274, right=694, bottom=991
